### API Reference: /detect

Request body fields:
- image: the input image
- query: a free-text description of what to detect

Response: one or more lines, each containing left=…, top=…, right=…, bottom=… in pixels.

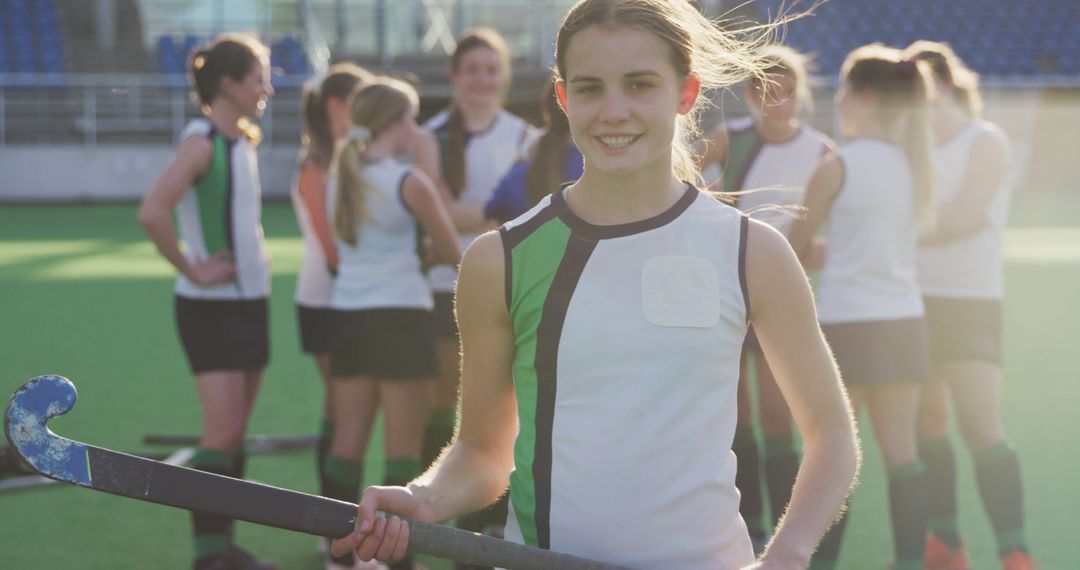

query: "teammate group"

left=136, top=0, right=1033, bottom=569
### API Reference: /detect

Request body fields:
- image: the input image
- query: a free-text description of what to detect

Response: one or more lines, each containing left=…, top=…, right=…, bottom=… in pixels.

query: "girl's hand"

left=187, top=251, right=236, bottom=286
left=330, top=485, right=435, bottom=564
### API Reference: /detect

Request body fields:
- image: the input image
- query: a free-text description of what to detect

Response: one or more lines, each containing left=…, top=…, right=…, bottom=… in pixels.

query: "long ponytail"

left=842, top=45, right=936, bottom=232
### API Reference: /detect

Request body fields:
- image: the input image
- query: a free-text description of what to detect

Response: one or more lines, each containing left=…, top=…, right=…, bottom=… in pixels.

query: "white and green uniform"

left=174, top=119, right=270, bottom=300
left=498, top=185, right=755, bottom=570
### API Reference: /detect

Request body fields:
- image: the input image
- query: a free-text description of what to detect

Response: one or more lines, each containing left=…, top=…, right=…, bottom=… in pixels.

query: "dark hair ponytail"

left=300, top=63, right=372, bottom=168
left=188, top=33, right=269, bottom=143
left=525, top=79, right=572, bottom=208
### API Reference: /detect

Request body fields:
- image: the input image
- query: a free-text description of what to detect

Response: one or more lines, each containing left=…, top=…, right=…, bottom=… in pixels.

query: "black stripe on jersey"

left=224, top=136, right=239, bottom=294
left=739, top=215, right=750, bottom=322
left=532, top=233, right=598, bottom=550
left=554, top=183, right=698, bottom=240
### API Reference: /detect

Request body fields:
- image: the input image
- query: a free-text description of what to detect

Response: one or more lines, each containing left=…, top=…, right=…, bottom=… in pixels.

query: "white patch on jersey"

left=641, top=255, right=721, bottom=328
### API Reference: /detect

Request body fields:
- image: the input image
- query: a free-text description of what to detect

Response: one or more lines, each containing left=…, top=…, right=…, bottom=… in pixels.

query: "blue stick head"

left=4, top=375, right=91, bottom=485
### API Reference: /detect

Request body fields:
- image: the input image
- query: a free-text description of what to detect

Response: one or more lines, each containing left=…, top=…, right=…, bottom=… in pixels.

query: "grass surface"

left=1, top=196, right=1077, bottom=569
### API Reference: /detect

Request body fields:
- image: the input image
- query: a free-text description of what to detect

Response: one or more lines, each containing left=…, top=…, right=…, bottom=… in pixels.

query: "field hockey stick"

left=6, top=376, right=634, bottom=570
left=143, top=433, right=318, bottom=453
left=0, top=447, right=194, bottom=494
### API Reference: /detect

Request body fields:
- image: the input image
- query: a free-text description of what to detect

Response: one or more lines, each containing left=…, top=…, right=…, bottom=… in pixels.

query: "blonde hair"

left=332, top=78, right=420, bottom=246
left=904, top=40, right=983, bottom=118
left=841, top=44, right=936, bottom=232
left=554, top=0, right=774, bottom=185
left=749, top=43, right=815, bottom=113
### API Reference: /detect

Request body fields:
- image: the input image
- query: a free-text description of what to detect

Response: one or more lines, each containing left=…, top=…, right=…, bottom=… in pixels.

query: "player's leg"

left=733, top=340, right=767, bottom=552
left=754, top=349, right=798, bottom=530
left=918, top=375, right=970, bottom=570
left=866, top=381, right=929, bottom=570
left=947, top=360, right=1031, bottom=564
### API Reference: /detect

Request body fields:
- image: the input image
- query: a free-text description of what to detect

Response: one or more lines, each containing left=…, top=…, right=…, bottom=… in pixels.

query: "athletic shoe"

left=225, top=545, right=277, bottom=570
left=1000, top=549, right=1039, bottom=570
left=924, top=535, right=971, bottom=570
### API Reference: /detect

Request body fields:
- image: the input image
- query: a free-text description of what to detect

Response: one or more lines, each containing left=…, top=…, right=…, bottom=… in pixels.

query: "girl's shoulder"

left=179, top=118, right=214, bottom=143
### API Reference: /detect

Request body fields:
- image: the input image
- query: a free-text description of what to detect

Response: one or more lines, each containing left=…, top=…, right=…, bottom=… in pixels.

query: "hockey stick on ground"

left=143, top=433, right=317, bottom=453
left=5, top=376, right=633, bottom=570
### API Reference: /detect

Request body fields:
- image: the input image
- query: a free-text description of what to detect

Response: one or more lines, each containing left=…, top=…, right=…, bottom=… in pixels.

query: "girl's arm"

left=787, top=154, right=843, bottom=266
left=402, top=169, right=463, bottom=265
left=921, top=127, right=1011, bottom=245
left=296, top=161, right=339, bottom=272
left=331, top=232, right=518, bottom=562
left=746, top=221, right=861, bottom=569
left=137, top=136, right=235, bottom=286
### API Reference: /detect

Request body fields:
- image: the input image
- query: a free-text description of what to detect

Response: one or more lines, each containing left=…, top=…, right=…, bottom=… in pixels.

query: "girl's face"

left=748, top=72, right=799, bottom=125
left=557, top=25, right=697, bottom=178
left=450, top=47, right=506, bottom=109
left=224, top=59, right=274, bottom=118
left=327, top=93, right=355, bottom=140
left=385, top=105, right=421, bottom=155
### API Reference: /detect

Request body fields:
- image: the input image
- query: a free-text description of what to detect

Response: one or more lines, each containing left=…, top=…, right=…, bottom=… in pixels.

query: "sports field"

left=1, top=196, right=1077, bottom=569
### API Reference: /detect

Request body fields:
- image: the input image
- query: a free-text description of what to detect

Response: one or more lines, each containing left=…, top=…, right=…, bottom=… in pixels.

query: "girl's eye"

left=575, top=84, right=600, bottom=94
left=630, top=81, right=653, bottom=91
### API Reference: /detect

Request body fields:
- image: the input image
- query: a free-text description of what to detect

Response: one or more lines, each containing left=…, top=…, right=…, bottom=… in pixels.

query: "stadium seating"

left=155, top=33, right=310, bottom=76
left=757, top=0, right=1080, bottom=78
left=0, top=0, right=66, bottom=74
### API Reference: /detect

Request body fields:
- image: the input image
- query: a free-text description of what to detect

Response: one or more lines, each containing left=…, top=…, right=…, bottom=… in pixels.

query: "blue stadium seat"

left=755, top=0, right=1080, bottom=78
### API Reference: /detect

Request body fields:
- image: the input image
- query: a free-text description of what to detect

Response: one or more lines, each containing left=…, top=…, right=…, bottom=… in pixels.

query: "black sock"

left=733, top=427, right=766, bottom=541
left=323, top=455, right=364, bottom=566
left=317, top=418, right=333, bottom=499
left=191, top=448, right=237, bottom=560
left=763, top=435, right=800, bottom=527
left=422, top=408, right=456, bottom=469
left=385, top=458, right=423, bottom=570
left=888, top=461, right=929, bottom=566
left=920, top=436, right=961, bottom=547
left=974, top=442, right=1027, bottom=554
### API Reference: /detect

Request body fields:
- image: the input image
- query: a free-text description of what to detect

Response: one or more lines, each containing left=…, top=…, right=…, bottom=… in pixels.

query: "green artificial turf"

left=1, top=197, right=1076, bottom=569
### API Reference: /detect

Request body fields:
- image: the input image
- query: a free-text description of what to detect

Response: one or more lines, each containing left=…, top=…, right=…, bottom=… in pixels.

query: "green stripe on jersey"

left=722, top=128, right=761, bottom=193
left=195, top=134, right=231, bottom=255
left=507, top=216, right=572, bottom=548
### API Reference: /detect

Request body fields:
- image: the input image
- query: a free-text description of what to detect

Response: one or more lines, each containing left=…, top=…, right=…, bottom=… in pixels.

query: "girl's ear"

left=555, top=79, right=569, bottom=112
left=678, top=73, right=701, bottom=115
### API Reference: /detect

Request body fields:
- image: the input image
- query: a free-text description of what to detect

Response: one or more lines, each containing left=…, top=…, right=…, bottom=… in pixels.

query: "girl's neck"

left=756, top=118, right=799, bottom=143
left=362, top=135, right=397, bottom=161
left=568, top=157, right=685, bottom=226
left=934, top=104, right=971, bottom=143
left=457, top=101, right=500, bottom=133
left=206, top=103, right=243, bottom=140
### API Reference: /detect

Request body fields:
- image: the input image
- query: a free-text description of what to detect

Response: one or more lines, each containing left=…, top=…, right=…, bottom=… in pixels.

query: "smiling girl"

left=137, top=33, right=275, bottom=570
left=332, top=2, right=858, bottom=569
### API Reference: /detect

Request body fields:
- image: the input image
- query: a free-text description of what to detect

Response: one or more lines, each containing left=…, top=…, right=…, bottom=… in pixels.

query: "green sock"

left=422, top=408, right=457, bottom=468
left=323, top=455, right=364, bottom=503
left=190, top=448, right=237, bottom=559
left=384, top=457, right=422, bottom=487
left=974, top=442, right=1027, bottom=554
left=888, top=461, right=929, bottom=567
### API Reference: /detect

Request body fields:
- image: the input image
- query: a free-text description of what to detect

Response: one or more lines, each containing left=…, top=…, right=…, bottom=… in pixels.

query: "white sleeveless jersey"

left=330, top=158, right=431, bottom=310
left=425, top=109, right=538, bottom=293
left=173, top=119, right=270, bottom=300
left=816, top=139, right=923, bottom=323
left=720, top=117, right=833, bottom=232
left=917, top=121, right=1012, bottom=299
left=499, top=186, right=754, bottom=570
left=291, top=160, right=335, bottom=307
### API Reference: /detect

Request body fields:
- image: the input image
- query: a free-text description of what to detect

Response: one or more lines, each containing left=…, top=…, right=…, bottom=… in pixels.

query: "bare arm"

left=331, top=232, right=518, bottom=562
left=922, top=127, right=1012, bottom=245
left=137, top=136, right=235, bottom=286
left=402, top=170, right=462, bottom=265
left=787, top=153, right=843, bottom=266
left=747, top=222, right=861, bottom=568
left=297, top=161, right=339, bottom=272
